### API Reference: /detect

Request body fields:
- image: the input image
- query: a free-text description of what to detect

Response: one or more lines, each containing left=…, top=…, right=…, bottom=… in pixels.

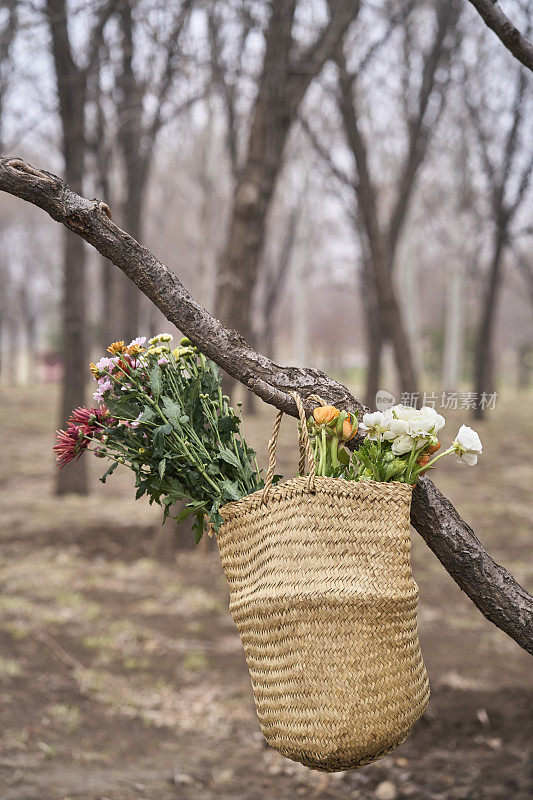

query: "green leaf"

left=220, top=480, right=240, bottom=501
left=218, top=447, right=241, bottom=470
left=193, top=512, right=206, bottom=544
left=149, top=366, right=162, bottom=396
left=104, top=397, right=139, bottom=420
left=158, top=459, right=167, bottom=478
left=99, top=461, right=119, bottom=483
left=162, top=397, right=186, bottom=428
left=217, top=415, right=239, bottom=437
left=139, top=406, right=155, bottom=423
left=153, top=425, right=167, bottom=455
left=338, top=448, right=350, bottom=466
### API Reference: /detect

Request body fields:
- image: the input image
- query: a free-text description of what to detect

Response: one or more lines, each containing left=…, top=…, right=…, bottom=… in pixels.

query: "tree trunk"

left=215, top=0, right=356, bottom=379
left=365, top=328, right=383, bottom=410
left=441, top=257, right=464, bottom=389
left=215, top=3, right=296, bottom=391
left=47, top=0, right=88, bottom=494
left=473, top=224, right=506, bottom=419
left=360, top=255, right=384, bottom=408
left=116, top=0, right=149, bottom=343
left=292, top=253, right=308, bottom=367
left=117, top=174, right=145, bottom=341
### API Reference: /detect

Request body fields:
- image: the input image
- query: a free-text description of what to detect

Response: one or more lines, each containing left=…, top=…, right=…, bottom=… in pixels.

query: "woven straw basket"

left=217, top=392, right=430, bottom=772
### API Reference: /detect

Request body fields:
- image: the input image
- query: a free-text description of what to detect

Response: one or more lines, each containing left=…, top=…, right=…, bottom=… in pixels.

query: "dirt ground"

left=0, top=384, right=531, bottom=800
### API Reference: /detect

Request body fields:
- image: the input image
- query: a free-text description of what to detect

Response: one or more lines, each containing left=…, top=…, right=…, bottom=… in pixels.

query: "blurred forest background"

left=1, top=0, right=533, bottom=463
left=0, top=1, right=532, bottom=799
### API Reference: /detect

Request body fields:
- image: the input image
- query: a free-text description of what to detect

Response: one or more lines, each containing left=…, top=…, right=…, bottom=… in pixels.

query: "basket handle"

left=261, top=391, right=325, bottom=504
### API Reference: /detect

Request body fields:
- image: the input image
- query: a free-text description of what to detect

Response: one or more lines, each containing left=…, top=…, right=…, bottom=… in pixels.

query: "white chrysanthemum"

left=453, top=425, right=482, bottom=466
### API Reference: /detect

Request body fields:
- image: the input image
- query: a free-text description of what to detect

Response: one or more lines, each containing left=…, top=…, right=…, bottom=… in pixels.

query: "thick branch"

left=0, top=156, right=531, bottom=656
left=466, top=0, right=533, bottom=71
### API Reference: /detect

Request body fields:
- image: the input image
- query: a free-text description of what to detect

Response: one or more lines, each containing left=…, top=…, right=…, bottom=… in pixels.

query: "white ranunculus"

left=384, top=417, right=410, bottom=440
left=390, top=404, right=419, bottom=422
left=453, top=425, right=482, bottom=466
left=360, top=410, right=392, bottom=440
left=405, top=406, right=445, bottom=440
left=391, top=434, right=415, bottom=455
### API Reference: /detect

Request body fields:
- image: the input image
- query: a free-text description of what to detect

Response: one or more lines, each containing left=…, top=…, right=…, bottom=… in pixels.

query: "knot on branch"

left=96, top=200, right=112, bottom=219
left=5, top=158, right=52, bottom=182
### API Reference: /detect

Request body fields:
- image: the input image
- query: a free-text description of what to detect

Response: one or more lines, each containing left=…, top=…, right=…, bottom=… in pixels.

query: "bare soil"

left=0, top=385, right=531, bottom=800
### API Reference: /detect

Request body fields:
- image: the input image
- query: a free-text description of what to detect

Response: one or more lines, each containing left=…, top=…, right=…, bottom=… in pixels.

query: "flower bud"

left=427, top=441, right=441, bottom=455
left=313, top=405, right=340, bottom=426
left=341, top=415, right=358, bottom=441
left=417, top=453, right=431, bottom=475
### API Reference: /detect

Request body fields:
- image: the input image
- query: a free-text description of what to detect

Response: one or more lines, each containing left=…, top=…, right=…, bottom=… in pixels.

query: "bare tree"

left=113, top=0, right=194, bottom=341
left=87, top=50, right=118, bottom=349
left=46, top=0, right=117, bottom=494
left=466, top=62, right=533, bottom=419
left=215, top=0, right=358, bottom=369
left=326, top=0, right=462, bottom=406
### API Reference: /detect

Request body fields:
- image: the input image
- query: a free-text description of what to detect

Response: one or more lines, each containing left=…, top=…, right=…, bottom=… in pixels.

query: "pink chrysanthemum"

left=53, top=425, right=90, bottom=469
left=54, top=406, right=110, bottom=469
left=69, top=405, right=109, bottom=426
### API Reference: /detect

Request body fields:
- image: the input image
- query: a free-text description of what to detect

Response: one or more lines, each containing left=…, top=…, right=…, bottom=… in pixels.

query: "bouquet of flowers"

left=55, top=332, right=482, bottom=541
left=54, top=334, right=263, bottom=540
left=307, top=403, right=482, bottom=484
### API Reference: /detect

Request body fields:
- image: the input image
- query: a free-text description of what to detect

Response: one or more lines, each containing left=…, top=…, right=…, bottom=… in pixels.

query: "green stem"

left=330, top=435, right=339, bottom=470
left=411, top=446, right=454, bottom=479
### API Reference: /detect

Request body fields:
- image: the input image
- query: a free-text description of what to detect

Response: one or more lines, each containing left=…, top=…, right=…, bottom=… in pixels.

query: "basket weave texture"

left=218, top=474, right=430, bottom=772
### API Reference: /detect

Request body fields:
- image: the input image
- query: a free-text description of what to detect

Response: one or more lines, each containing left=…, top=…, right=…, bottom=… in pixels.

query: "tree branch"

left=0, top=156, right=531, bottom=656
left=466, top=0, right=533, bottom=71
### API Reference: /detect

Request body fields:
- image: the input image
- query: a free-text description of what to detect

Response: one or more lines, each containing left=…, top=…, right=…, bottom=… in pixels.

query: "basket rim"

left=220, top=476, right=413, bottom=521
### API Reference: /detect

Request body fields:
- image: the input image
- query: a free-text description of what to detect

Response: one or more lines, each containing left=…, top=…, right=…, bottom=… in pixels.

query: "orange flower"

left=313, top=405, right=340, bottom=426
left=427, top=441, right=441, bottom=455
left=127, top=343, right=145, bottom=356
left=341, top=415, right=358, bottom=441
left=107, top=341, right=125, bottom=354
left=417, top=453, right=431, bottom=475
left=89, top=362, right=99, bottom=378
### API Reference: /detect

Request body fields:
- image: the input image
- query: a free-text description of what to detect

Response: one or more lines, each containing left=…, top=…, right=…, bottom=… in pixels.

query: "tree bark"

left=2, top=157, right=531, bottom=654
left=466, top=0, right=533, bottom=72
